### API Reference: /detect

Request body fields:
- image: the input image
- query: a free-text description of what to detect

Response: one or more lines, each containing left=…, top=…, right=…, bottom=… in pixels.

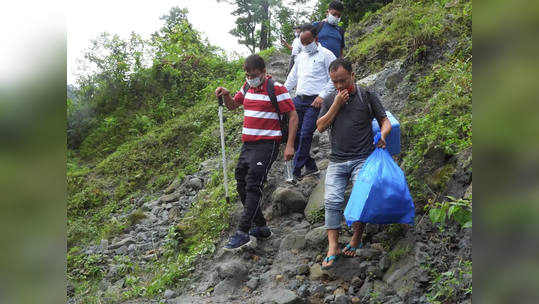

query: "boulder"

left=329, top=256, right=362, bottom=282
left=305, top=227, right=328, bottom=248
left=216, top=261, right=248, bottom=280
left=305, top=171, right=327, bottom=221
left=108, top=237, right=135, bottom=250
left=272, top=187, right=308, bottom=213
left=260, top=289, right=305, bottom=304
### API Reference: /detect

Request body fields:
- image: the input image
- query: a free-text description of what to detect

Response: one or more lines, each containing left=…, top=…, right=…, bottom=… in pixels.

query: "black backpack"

left=243, top=78, right=290, bottom=144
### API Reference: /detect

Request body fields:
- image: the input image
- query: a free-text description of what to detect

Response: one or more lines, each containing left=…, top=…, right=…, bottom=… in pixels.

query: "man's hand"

left=284, top=145, right=295, bottom=161
left=215, top=87, right=230, bottom=98
left=376, top=136, right=387, bottom=149
left=311, top=96, right=324, bottom=108
left=281, top=39, right=286, bottom=45
left=334, top=90, right=349, bottom=107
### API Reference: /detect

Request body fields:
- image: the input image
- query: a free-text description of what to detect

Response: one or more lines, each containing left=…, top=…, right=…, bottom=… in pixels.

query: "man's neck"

left=350, top=85, right=358, bottom=95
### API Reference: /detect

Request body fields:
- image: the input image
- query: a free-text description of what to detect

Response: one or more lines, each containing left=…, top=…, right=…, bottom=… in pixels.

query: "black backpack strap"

left=338, top=26, right=344, bottom=40
left=242, top=82, right=250, bottom=96
left=316, top=21, right=324, bottom=36
left=358, top=86, right=373, bottom=121
left=266, top=78, right=282, bottom=120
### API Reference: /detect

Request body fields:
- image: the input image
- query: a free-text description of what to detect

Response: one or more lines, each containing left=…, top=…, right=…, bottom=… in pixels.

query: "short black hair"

left=328, top=0, right=344, bottom=12
left=329, top=58, right=353, bottom=73
left=244, top=54, right=265, bottom=72
left=300, top=24, right=318, bottom=38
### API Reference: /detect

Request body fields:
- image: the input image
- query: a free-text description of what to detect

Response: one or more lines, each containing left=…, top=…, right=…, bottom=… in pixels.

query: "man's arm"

left=376, top=116, right=392, bottom=148
left=340, top=47, right=344, bottom=58
left=315, top=52, right=337, bottom=103
left=284, top=58, right=299, bottom=92
left=215, top=87, right=241, bottom=111
left=283, top=110, right=298, bottom=160
left=281, top=39, right=293, bottom=50
left=317, top=90, right=348, bottom=132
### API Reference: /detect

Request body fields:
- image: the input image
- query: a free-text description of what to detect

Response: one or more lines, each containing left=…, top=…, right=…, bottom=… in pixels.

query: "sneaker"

left=248, top=226, right=273, bottom=240
left=300, top=168, right=320, bottom=178
left=286, top=175, right=299, bottom=185
left=223, top=231, right=251, bottom=251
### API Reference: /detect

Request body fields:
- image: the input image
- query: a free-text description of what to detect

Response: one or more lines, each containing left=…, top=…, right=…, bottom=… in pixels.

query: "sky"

left=66, top=0, right=253, bottom=84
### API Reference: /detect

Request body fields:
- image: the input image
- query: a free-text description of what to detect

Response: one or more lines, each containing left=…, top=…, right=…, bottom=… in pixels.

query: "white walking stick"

left=218, top=96, right=230, bottom=203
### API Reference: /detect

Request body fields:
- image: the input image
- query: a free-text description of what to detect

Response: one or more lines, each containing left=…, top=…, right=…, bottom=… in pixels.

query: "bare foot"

left=342, top=238, right=362, bottom=257
left=321, top=246, right=341, bottom=268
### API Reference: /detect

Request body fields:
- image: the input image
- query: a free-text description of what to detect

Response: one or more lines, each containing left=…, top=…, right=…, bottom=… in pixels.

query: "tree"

left=218, top=0, right=277, bottom=53
left=312, top=0, right=393, bottom=30
left=274, top=0, right=311, bottom=52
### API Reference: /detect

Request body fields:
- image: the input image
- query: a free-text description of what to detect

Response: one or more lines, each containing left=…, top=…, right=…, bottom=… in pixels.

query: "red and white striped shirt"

left=234, top=75, right=295, bottom=143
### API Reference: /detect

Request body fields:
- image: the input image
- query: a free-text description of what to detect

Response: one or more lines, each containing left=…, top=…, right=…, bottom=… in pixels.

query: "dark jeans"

left=235, top=140, right=279, bottom=233
left=292, top=96, right=320, bottom=177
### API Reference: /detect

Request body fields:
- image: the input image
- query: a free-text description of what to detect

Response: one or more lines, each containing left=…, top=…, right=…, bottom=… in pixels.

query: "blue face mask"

left=246, top=75, right=264, bottom=87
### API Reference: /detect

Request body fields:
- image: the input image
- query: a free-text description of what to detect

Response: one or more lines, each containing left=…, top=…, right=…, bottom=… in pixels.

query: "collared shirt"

left=284, top=43, right=336, bottom=100
left=319, top=87, right=387, bottom=161
left=291, top=37, right=301, bottom=56
left=234, top=75, right=295, bottom=143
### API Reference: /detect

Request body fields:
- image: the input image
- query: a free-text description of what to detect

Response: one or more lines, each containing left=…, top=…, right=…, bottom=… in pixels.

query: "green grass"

left=346, top=0, right=472, bottom=73
left=67, top=76, right=245, bottom=248
left=400, top=55, right=472, bottom=206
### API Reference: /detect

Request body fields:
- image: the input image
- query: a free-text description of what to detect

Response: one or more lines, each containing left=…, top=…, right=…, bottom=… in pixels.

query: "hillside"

left=67, top=0, right=472, bottom=303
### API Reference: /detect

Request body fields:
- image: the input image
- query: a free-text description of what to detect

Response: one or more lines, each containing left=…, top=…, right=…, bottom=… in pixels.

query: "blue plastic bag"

left=344, top=133, right=415, bottom=225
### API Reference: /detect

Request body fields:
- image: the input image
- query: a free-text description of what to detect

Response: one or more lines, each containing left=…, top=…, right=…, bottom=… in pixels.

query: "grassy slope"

left=345, top=0, right=472, bottom=206
left=68, top=0, right=474, bottom=296
left=67, top=50, right=281, bottom=299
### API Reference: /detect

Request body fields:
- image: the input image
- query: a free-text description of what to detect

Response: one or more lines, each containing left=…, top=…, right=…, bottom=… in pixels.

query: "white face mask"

left=327, top=14, right=341, bottom=25
left=302, top=41, right=318, bottom=55
left=246, top=75, right=264, bottom=87
left=294, top=32, right=299, bottom=38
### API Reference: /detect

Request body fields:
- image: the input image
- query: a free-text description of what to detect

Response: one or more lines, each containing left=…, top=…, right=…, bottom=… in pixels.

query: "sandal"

left=321, top=254, right=340, bottom=270
left=341, top=243, right=363, bottom=258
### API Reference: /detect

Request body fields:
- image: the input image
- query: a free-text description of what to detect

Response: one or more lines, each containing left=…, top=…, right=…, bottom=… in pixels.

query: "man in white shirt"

left=281, top=25, right=302, bottom=75
left=284, top=24, right=336, bottom=183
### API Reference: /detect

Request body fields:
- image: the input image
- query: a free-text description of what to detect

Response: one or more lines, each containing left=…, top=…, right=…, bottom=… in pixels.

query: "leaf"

left=453, top=208, right=472, bottom=226
left=462, top=221, right=472, bottom=229
left=430, top=209, right=445, bottom=225
left=447, top=206, right=456, bottom=219
left=446, top=195, right=456, bottom=201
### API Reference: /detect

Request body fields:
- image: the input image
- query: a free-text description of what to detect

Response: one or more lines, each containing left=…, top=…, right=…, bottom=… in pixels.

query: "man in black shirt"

left=316, top=58, right=391, bottom=269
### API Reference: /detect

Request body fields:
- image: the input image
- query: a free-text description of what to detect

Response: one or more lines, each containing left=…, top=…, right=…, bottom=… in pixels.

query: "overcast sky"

left=66, top=0, right=253, bottom=84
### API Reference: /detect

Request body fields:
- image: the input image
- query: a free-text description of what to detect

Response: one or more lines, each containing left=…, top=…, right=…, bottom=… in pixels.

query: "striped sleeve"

left=274, top=82, right=295, bottom=113
left=234, top=83, right=247, bottom=104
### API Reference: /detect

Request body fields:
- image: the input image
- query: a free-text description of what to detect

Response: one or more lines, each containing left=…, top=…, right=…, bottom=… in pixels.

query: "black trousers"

left=235, top=140, right=279, bottom=233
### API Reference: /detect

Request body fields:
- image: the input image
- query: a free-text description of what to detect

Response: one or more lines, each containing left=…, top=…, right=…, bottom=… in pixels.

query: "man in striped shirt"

left=215, top=54, right=298, bottom=251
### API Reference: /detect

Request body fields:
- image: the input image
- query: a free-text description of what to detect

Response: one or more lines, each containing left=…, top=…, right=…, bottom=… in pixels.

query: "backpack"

left=243, top=78, right=290, bottom=144
left=315, top=21, right=345, bottom=42
left=358, top=87, right=401, bottom=155
left=358, top=87, right=374, bottom=121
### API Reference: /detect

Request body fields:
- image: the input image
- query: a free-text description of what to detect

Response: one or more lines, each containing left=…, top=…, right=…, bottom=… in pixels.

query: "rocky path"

left=68, top=58, right=472, bottom=304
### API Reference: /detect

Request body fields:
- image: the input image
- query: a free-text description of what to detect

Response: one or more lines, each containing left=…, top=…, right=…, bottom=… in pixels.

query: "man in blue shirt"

left=312, top=0, right=345, bottom=58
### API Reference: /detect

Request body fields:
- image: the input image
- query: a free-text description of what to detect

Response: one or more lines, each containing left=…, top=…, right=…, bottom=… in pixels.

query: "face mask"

left=303, top=41, right=317, bottom=55
left=327, top=14, right=341, bottom=25
left=246, top=75, right=264, bottom=87
left=294, top=32, right=299, bottom=38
